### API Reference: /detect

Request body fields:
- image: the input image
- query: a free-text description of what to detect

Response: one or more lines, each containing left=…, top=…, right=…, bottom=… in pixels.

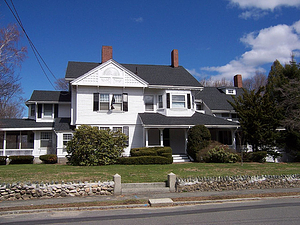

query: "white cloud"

left=201, top=20, right=300, bottom=80
left=132, top=17, right=144, bottom=23
left=187, top=68, right=203, bottom=78
left=229, top=0, right=300, bottom=19
left=230, top=0, right=300, bottom=10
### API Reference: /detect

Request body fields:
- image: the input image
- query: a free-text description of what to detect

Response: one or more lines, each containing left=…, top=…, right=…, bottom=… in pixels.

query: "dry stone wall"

left=0, top=181, right=114, bottom=201
left=176, top=174, right=300, bottom=192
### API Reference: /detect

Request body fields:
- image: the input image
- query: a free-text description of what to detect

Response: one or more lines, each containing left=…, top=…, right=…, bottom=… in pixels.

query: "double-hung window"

left=94, top=93, right=128, bottom=112
left=30, top=104, right=35, bottom=117
left=100, top=94, right=110, bottom=110
left=63, top=134, right=73, bottom=147
left=111, top=94, right=122, bottom=111
left=144, top=95, right=154, bottom=111
left=172, top=95, right=185, bottom=108
left=44, top=104, right=53, bottom=117
left=37, top=104, right=58, bottom=118
left=158, top=95, right=163, bottom=108
left=40, top=132, right=52, bottom=148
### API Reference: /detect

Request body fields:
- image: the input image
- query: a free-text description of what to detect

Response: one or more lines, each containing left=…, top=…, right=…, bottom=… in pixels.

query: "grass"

left=1, top=162, right=300, bottom=184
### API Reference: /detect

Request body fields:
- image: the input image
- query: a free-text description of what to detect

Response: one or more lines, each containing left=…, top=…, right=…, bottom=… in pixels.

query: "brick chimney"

left=234, top=74, right=243, bottom=88
left=101, top=46, right=113, bottom=63
left=171, top=49, right=179, bottom=68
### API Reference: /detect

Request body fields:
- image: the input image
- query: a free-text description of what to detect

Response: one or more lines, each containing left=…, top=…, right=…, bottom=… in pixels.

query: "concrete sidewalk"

left=1, top=187, right=300, bottom=214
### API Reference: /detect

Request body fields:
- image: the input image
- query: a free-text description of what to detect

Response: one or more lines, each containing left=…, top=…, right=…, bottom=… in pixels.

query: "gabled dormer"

left=218, top=87, right=237, bottom=95
left=26, top=91, right=71, bottom=122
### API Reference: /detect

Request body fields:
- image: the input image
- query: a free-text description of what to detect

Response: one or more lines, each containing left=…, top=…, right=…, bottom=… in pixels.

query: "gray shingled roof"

left=138, top=112, right=239, bottom=127
left=28, top=91, right=71, bottom=102
left=0, top=119, right=54, bottom=129
left=195, top=87, right=243, bottom=111
left=65, top=61, right=202, bottom=87
left=54, top=118, right=73, bottom=131
left=0, top=118, right=73, bottom=131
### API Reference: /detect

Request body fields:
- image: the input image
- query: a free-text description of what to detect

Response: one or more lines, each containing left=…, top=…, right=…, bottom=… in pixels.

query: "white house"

left=0, top=46, right=241, bottom=163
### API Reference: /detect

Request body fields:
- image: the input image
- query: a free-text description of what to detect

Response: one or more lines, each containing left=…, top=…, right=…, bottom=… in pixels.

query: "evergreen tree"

left=229, top=87, right=281, bottom=152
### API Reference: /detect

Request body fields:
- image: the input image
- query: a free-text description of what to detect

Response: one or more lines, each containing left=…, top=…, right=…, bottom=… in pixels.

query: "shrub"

left=267, top=150, right=282, bottom=162
left=204, top=146, right=239, bottom=163
left=251, top=151, right=267, bottom=163
left=196, top=141, right=223, bottom=162
left=0, top=156, right=7, bottom=165
left=119, top=147, right=173, bottom=165
left=187, top=125, right=211, bottom=161
left=294, top=152, right=300, bottom=162
left=39, top=154, right=57, bottom=164
left=66, top=125, right=128, bottom=166
left=9, top=155, right=34, bottom=164
left=118, top=156, right=173, bottom=165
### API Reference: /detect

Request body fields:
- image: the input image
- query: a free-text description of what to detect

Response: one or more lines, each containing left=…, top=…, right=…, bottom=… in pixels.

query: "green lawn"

left=0, top=162, right=300, bottom=184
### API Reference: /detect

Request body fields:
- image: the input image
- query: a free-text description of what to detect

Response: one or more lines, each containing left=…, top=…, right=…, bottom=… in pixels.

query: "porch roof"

left=0, top=118, right=54, bottom=130
left=138, top=112, right=239, bottom=128
left=0, top=118, right=73, bottom=132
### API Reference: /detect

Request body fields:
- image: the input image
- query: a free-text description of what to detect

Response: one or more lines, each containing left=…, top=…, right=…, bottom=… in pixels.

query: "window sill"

left=94, top=110, right=124, bottom=113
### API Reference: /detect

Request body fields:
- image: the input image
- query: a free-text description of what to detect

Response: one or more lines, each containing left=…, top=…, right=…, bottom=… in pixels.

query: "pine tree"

left=229, top=87, right=281, bottom=152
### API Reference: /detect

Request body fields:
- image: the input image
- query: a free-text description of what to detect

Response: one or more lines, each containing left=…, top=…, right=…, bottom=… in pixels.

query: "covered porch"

left=138, top=112, right=240, bottom=158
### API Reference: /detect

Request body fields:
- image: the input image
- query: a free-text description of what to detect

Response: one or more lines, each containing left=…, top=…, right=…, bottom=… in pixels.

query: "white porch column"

left=232, top=129, right=237, bottom=151
left=159, top=129, right=164, bottom=146
left=184, top=128, right=188, bottom=154
left=145, top=128, right=149, bottom=147
left=3, top=131, right=6, bottom=156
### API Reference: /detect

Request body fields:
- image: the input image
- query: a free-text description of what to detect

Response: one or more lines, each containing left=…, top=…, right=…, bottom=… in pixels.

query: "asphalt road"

left=1, top=196, right=299, bottom=225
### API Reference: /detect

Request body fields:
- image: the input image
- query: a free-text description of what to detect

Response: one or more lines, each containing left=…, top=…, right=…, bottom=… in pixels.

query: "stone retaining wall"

left=0, top=181, right=114, bottom=201
left=176, top=174, right=300, bottom=192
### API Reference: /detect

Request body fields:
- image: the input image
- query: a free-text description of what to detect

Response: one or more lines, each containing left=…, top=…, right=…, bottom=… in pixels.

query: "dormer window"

left=44, top=104, right=53, bottom=117
left=37, top=104, right=58, bottom=119
left=30, top=104, right=35, bottom=117
left=226, top=89, right=236, bottom=95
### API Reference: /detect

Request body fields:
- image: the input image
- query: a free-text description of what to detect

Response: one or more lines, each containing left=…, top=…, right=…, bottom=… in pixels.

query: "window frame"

left=94, top=93, right=128, bottom=112
left=158, top=95, right=163, bottom=109
left=144, top=95, right=154, bottom=111
left=171, top=94, right=186, bottom=108
left=63, top=133, right=73, bottom=147
left=40, top=132, right=53, bottom=148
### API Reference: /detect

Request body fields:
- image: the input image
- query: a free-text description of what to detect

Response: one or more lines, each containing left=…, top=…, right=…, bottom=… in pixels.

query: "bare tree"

left=200, top=77, right=233, bottom=87
left=55, top=78, right=69, bottom=91
left=0, top=24, right=27, bottom=118
left=243, top=71, right=267, bottom=91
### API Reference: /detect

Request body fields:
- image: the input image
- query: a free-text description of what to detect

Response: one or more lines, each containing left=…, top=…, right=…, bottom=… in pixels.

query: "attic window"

left=226, top=89, right=236, bottom=95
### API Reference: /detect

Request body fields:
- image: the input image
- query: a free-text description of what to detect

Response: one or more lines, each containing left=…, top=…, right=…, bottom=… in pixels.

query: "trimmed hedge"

left=9, top=155, right=34, bottom=164
left=119, top=147, right=173, bottom=165
left=39, top=154, right=57, bottom=164
left=118, top=156, right=173, bottom=165
left=0, top=156, right=7, bottom=165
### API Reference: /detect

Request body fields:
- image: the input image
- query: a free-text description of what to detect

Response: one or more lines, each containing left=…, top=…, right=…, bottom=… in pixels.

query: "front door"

left=169, top=129, right=186, bottom=154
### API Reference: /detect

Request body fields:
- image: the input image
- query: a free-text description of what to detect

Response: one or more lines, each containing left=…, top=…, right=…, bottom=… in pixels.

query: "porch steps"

left=122, top=182, right=170, bottom=194
left=172, top=154, right=191, bottom=163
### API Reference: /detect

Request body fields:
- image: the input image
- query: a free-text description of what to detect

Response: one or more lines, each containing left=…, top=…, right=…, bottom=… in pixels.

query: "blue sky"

left=1, top=0, right=300, bottom=103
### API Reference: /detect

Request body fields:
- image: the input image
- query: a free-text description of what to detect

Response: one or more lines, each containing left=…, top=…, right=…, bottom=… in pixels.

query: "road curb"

left=1, top=194, right=299, bottom=215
